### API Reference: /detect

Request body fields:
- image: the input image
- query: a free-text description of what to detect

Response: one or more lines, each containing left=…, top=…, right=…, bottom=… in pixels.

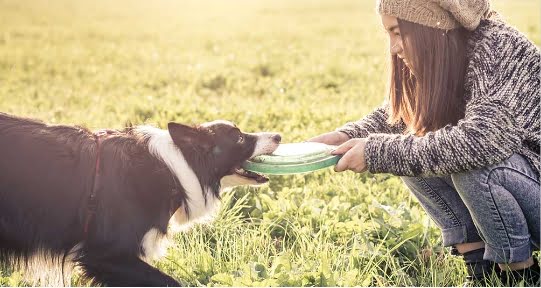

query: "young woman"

left=310, top=0, right=540, bottom=285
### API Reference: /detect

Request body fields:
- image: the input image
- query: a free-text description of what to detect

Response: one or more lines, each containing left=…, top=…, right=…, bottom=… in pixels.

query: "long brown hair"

left=387, top=19, right=470, bottom=136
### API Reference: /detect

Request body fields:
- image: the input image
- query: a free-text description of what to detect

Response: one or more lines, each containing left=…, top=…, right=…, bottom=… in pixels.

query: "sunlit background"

left=0, top=0, right=539, bottom=286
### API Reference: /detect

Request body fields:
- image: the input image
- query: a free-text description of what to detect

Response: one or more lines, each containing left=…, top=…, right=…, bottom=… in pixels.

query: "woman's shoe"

left=461, top=248, right=500, bottom=285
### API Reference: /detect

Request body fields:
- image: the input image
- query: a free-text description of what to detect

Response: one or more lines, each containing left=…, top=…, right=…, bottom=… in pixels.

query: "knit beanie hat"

left=377, top=0, right=491, bottom=31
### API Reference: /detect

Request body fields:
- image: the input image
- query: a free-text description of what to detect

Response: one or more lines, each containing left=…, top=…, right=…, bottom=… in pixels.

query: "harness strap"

left=83, top=130, right=116, bottom=237
left=82, top=129, right=185, bottom=238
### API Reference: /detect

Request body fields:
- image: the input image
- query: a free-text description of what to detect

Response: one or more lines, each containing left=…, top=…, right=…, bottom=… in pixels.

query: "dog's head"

left=167, top=120, right=280, bottom=191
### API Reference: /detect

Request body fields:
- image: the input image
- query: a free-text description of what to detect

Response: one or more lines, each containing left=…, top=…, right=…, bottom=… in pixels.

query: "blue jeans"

left=402, top=154, right=540, bottom=263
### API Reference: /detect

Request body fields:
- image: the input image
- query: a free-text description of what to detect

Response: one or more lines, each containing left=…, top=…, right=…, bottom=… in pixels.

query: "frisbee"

left=241, top=142, right=341, bottom=175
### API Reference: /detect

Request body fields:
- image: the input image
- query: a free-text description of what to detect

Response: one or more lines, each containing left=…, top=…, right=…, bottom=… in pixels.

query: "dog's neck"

left=135, top=126, right=221, bottom=228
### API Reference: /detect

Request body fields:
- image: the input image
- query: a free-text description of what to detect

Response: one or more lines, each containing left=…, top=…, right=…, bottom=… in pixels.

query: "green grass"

left=0, top=0, right=539, bottom=286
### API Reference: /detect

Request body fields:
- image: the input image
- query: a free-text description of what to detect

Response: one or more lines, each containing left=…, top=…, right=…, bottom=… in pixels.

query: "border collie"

left=0, top=112, right=280, bottom=286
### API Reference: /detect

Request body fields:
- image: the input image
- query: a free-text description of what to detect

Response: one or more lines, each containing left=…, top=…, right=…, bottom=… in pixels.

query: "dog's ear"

left=168, top=122, right=213, bottom=151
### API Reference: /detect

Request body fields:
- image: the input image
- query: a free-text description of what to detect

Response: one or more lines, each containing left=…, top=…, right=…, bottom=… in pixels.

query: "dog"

left=0, top=112, right=281, bottom=286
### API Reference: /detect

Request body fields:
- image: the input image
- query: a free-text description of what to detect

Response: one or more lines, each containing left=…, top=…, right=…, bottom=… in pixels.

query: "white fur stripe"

left=141, top=228, right=169, bottom=262
left=135, top=126, right=217, bottom=222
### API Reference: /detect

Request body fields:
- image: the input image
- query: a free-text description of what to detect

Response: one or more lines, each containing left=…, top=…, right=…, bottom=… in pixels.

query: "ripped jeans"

left=402, top=154, right=540, bottom=263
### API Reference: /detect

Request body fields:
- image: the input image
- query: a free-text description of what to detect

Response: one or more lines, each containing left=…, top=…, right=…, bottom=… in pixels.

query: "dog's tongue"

left=255, top=173, right=269, bottom=183
left=245, top=169, right=269, bottom=183
left=233, top=167, right=269, bottom=183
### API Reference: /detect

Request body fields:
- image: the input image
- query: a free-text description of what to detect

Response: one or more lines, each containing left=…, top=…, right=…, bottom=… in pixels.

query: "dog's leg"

left=77, top=252, right=180, bottom=287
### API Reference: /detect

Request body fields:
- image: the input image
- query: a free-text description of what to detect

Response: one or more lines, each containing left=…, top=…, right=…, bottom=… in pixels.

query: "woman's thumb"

left=331, top=140, right=354, bottom=155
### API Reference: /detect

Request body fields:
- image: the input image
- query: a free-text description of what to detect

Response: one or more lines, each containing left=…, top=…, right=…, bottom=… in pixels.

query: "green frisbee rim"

left=249, top=149, right=336, bottom=165
left=242, top=154, right=341, bottom=175
left=241, top=143, right=342, bottom=175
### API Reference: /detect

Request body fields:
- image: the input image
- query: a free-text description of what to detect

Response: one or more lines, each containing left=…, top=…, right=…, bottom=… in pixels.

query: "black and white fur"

left=0, top=113, right=280, bottom=286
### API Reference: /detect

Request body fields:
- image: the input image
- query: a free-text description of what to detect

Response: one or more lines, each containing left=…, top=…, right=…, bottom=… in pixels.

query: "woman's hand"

left=307, top=131, right=350, bottom=146
left=332, top=138, right=368, bottom=173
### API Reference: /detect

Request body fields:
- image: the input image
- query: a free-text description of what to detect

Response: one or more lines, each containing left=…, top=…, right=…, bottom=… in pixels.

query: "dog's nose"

left=271, top=134, right=281, bottom=143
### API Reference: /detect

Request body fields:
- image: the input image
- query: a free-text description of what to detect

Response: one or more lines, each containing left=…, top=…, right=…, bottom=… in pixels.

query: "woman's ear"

left=167, top=122, right=213, bottom=151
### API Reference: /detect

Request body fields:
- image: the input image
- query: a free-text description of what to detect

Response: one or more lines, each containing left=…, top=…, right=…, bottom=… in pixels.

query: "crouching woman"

left=310, top=0, right=540, bottom=285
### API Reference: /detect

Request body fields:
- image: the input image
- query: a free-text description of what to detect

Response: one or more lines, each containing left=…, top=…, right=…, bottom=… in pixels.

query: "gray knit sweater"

left=338, top=20, right=540, bottom=177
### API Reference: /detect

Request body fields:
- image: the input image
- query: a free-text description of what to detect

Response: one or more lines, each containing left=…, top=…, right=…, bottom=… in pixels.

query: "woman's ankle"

left=499, top=258, right=540, bottom=286
left=454, top=241, right=485, bottom=254
left=498, top=257, right=534, bottom=271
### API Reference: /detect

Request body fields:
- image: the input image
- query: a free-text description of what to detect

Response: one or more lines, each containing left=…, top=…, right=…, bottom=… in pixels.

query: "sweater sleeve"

left=336, top=104, right=403, bottom=139
left=364, top=28, right=532, bottom=177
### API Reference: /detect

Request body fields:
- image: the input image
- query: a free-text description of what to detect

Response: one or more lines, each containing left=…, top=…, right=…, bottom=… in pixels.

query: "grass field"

left=0, top=0, right=539, bottom=286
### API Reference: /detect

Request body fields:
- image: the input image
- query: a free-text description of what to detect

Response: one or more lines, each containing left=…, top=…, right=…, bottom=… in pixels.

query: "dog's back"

left=0, top=113, right=180, bottom=286
left=0, top=113, right=95, bottom=253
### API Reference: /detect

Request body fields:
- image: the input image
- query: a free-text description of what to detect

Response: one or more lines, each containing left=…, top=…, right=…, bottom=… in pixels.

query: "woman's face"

left=381, top=15, right=410, bottom=68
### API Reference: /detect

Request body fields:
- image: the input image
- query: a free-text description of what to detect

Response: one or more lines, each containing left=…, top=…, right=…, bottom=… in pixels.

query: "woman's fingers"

left=333, top=139, right=358, bottom=172
left=334, top=151, right=353, bottom=172
left=307, top=131, right=350, bottom=145
left=307, top=134, right=328, bottom=143
left=331, top=139, right=356, bottom=155
left=333, top=139, right=368, bottom=173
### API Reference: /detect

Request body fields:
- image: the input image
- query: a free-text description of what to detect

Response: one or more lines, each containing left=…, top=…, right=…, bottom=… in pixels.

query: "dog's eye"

left=237, top=135, right=244, bottom=144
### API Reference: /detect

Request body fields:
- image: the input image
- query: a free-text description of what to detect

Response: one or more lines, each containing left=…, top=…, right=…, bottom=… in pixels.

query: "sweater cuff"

left=335, top=127, right=356, bottom=139
left=365, top=133, right=427, bottom=176
left=365, top=133, right=398, bottom=174
left=336, top=122, right=370, bottom=139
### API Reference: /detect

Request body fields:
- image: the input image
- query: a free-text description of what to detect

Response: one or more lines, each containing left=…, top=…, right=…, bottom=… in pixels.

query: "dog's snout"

left=271, top=134, right=281, bottom=143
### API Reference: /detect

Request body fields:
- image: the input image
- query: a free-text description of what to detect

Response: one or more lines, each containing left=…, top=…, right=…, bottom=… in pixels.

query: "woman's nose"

left=390, top=40, right=403, bottom=55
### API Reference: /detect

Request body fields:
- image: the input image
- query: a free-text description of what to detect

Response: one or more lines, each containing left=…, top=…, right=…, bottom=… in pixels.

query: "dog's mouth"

left=231, top=167, right=269, bottom=183
left=226, top=134, right=280, bottom=185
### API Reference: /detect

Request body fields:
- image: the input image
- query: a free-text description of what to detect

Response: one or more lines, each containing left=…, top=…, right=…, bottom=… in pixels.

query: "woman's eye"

left=237, top=135, right=244, bottom=144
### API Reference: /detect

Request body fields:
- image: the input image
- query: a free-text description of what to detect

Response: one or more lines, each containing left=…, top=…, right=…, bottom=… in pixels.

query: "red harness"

left=82, top=129, right=184, bottom=238
left=83, top=129, right=117, bottom=237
